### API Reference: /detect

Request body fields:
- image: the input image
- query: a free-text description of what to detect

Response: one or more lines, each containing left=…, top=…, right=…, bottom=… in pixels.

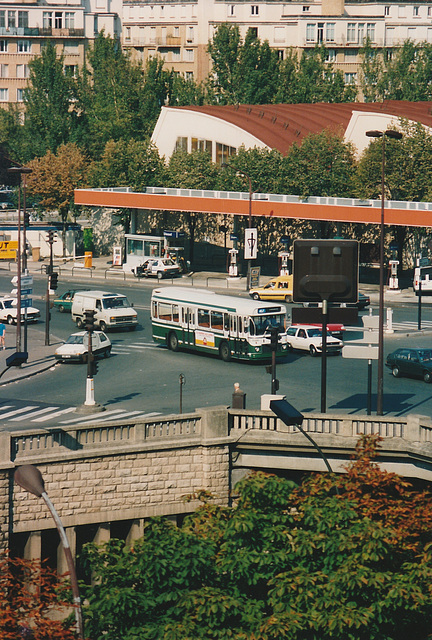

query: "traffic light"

left=84, top=309, right=96, bottom=332
left=23, top=212, right=30, bottom=227
left=92, top=359, right=99, bottom=376
left=270, top=326, right=279, bottom=352
left=49, top=272, right=58, bottom=290
left=47, top=230, right=56, bottom=244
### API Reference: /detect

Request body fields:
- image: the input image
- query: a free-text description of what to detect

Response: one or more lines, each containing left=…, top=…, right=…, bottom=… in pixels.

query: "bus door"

left=230, top=314, right=240, bottom=356
left=181, top=307, right=194, bottom=346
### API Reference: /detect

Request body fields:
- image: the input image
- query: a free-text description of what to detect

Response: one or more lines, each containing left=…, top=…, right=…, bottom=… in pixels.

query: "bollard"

left=232, top=382, right=246, bottom=409
left=386, top=307, right=394, bottom=334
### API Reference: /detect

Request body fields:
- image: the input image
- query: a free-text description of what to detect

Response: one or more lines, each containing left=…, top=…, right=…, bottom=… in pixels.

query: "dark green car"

left=386, top=348, right=432, bottom=383
left=53, top=290, right=78, bottom=313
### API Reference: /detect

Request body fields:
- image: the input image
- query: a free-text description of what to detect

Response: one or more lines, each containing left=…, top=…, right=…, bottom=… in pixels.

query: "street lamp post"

left=14, top=464, right=85, bottom=640
left=237, top=170, right=253, bottom=290
left=7, top=166, right=32, bottom=354
left=365, top=129, right=402, bottom=416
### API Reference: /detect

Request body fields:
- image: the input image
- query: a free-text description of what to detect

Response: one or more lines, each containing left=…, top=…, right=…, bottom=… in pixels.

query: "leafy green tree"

left=236, top=29, right=280, bottom=104
left=207, top=23, right=242, bottom=104
left=80, top=32, right=148, bottom=158
left=80, top=436, right=432, bottom=640
left=22, top=40, right=81, bottom=158
left=26, top=143, right=88, bottom=252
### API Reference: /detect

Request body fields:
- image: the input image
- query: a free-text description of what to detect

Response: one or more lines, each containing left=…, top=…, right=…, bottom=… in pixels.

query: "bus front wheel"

left=219, top=341, right=231, bottom=362
left=168, top=331, right=179, bottom=352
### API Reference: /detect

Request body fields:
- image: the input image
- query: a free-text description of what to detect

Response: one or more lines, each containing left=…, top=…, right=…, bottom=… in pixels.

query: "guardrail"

left=104, top=268, right=126, bottom=280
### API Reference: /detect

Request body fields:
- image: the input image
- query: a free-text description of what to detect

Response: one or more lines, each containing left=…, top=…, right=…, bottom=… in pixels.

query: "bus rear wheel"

left=219, top=341, right=231, bottom=362
left=168, top=331, right=179, bottom=352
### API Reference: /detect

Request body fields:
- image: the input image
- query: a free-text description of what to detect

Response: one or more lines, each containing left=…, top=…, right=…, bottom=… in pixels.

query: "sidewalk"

left=0, top=256, right=426, bottom=386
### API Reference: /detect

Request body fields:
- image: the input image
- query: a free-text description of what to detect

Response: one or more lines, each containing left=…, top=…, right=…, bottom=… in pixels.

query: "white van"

left=71, top=291, right=138, bottom=331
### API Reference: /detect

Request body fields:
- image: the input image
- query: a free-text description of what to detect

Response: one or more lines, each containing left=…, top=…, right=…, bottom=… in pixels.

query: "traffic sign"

left=244, top=228, right=258, bottom=260
left=20, top=288, right=32, bottom=296
left=342, top=345, right=378, bottom=360
left=11, top=275, right=33, bottom=287
left=21, top=298, right=33, bottom=308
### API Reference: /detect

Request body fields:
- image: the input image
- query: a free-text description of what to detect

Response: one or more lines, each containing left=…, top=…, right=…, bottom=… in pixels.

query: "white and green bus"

left=151, top=286, right=288, bottom=361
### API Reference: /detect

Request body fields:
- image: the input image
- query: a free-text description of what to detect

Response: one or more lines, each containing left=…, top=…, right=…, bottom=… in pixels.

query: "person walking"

left=0, top=322, right=5, bottom=350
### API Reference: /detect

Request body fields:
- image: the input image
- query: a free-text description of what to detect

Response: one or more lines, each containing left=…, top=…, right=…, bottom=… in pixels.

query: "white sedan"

left=286, top=325, right=343, bottom=356
left=0, top=297, right=40, bottom=324
left=54, top=331, right=111, bottom=362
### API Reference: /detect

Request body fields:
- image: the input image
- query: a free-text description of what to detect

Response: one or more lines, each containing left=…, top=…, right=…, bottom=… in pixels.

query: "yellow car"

left=249, top=275, right=293, bottom=302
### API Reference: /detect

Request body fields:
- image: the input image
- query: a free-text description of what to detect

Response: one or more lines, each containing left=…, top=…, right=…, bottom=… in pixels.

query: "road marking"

left=0, top=406, right=37, bottom=418
left=32, top=407, right=77, bottom=422
left=76, top=410, right=161, bottom=425
left=10, top=406, right=60, bottom=421
left=60, top=409, right=134, bottom=424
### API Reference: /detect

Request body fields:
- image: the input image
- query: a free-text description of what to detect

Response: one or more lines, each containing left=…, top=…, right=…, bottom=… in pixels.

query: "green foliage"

left=23, top=40, right=82, bottom=158
left=81, top=439, right=432, bottom=639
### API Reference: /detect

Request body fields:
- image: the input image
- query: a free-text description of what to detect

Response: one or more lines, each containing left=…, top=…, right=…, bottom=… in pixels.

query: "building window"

left=185, top=71, right=193, bottom=80
left=249, top=26, right=258, bottom=38
left=251, top=5, right=259, bottom=15
left=64, top=64, right=77, bottom=77
left=228, top=5, right=235, bottom=16
left=344, top=49, right=357, bottom=61
left=0, top=11, right=4, bottom=28
left=17, top=40, right=31, bottom=53
left=150, top=27, right=156, bottom=43
left=43, top=12, right=52, bottom=29
left=384, top=5, right=390, bottom=16
left=18, top=11, right=28, bottom=29
left=386, top=27, right=395, bottom=45
left=413, top=6, right=420, bottom=16
left=64, top=42, right=79, bottom=54
left=65, top=13, right=74, bottom=29
left=0, top=64, right=7, bottom=78
left=216, top=143, right=236, bottom=165
left=326, top=49, right=336, bottom=62
left=0, top=40, right=8, bottom=52
left=398, top=5, right=406, bottom=17
left=191, top=138, right=212, bottom=153
left=55, top=12, right=62, bottom=29
left=408, top=27, right=416, bottom=39
left=187, top=26, right=194, bottom=42
left=277, top=49, right=284, bottom=60
left=366, top=23, right=375, bottom=41
left=0, top=88, right=8, bottom=102
left=174, top=26, right=179, bottom=37
left=302, top=5, right=310, bottom=11
left=94, top=15, right=98, bottom=35
left=8, top=11, right=15, bottom=29
left=16, top=63, right=29, bottom=78
left=317, top=23, right=324, bottom=43
left=125, top=27, right=131, bottom=41
left=172, top=48, right=180, bottom=61
left=347, top=23, right=356, bottom=42
left=17, top=88, right=24, bottom=102
left=185, top=48, right=194, bottom=61
left=175, top=136, right=188, bottom=152
left=306, top=23, right=316, bottom=42
left=357, top=23, right=364, bottom=43
left=429, top=6, right=432, bottom=17
left=326, top=23, right=335, bottom=42
left=344, top=72, right=357, bottom=84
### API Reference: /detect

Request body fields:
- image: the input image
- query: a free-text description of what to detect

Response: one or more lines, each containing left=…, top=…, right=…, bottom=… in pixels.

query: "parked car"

left=0, top=297, right=40, bottom=324
left=303, top=292, right=370, bottom=310
left=386, top=347, right=432, bottom=383
left=54, top=331, right=112, bottom=362
left=286, top=324, right=343, bottom=356
left=249, top=275, right=293, bottom=302
left=134, top=258, right=181, bottom=279
left=53, top=290, right=83, bottom=313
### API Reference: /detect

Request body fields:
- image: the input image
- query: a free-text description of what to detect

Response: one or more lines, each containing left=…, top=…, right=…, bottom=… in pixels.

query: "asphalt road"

left=1, top=270, right=432, bottom=430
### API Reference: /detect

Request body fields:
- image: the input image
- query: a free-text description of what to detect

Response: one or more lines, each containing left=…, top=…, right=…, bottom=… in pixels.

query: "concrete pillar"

left=57, top=527, right=76, bottom=576
left=125, top=519, right=144, bottom=546
left=23, top=531, right=41, bottom=561
left=93, top=523, right=110, bottom=545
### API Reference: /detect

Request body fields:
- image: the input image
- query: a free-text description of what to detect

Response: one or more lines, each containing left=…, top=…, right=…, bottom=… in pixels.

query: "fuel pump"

left=228, top=248, right=239, bottom=277
left=389, top=259, right=399, bottom=290
left=278, top=251, right=291, bottom=276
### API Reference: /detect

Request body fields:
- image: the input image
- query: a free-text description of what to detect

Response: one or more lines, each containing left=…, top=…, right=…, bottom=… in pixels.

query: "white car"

left=54, top=331, right=112, bottom=362
left=286, top=324, right=343, bottom=356
left=0, top=297, right=40, bottom=324
left=142, top=258, right=181, bottom=279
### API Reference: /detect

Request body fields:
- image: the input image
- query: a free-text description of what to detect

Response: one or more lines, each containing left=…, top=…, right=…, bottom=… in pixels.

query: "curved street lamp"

left=14, top=464, right=84, bottom=640
left=365, top=129, right=403, bottom=416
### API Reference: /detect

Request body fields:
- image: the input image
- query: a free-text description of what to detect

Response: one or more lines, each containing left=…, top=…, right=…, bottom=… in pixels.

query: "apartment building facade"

left=122, top=0, right=432, bottom=88
left=1, top=0, right=432, bottom=108
left=0, top=0, right=121, bottom=107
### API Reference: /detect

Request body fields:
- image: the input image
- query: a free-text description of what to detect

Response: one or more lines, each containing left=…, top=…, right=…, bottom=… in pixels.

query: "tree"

left=0, top=552, right=78, bottom=640
left=207, top=23, right=242, bottom=104
left=80, top=436, right=432, bottom=639
left=80, top=32, right=149, bottom=158
left=23, top=40, right=81, bottom=159
left=26, top=143, right=88, bottom=252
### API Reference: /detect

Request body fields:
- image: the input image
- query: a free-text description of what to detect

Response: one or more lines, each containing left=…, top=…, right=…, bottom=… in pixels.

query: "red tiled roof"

left=176, top=102, right=432, bottom=154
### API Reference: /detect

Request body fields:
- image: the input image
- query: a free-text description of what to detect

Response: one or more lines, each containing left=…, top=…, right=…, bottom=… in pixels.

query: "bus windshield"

left=250, top=314, right=285, bottom=336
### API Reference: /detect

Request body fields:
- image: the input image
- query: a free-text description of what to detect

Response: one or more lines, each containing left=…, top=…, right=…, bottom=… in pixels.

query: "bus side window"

left=198, top=308, right=210, bottom=328
left=224, top=313, right=229, bottom=332
left=172, top=304, right=179, bottom=323
left=152, top=301, right=157, bottom=318
left=211, top=310, right=223, bottom=331
left=238, top=316, right=243, bottom=335
left=230, top=315, right=237, bottom=335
